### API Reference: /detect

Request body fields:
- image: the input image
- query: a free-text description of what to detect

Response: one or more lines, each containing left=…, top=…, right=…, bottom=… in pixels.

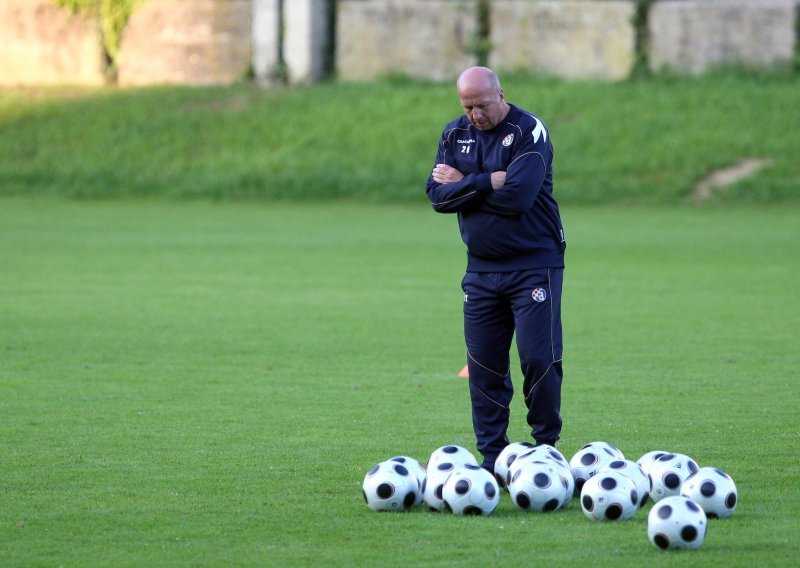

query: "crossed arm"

left=432, top=163, right=506, bottom=189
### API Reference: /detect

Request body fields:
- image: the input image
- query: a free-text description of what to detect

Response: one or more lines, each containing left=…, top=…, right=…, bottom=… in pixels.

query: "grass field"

left=1, top=198, right=798, bottom=566
left=1, top=71, right=799, bottom=203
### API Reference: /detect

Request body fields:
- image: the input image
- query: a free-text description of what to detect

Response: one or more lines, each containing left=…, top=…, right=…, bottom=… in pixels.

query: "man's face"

left=458, top=87, right=506, bottom=131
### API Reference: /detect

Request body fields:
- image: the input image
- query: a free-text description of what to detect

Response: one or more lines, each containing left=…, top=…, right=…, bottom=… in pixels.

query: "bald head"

left=456, top=67, right=510, bottom=131
left=457, top=67, right=502, bottom=96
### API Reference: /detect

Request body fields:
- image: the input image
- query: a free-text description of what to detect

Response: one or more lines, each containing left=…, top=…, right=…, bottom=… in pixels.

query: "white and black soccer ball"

left=637, top=450, right=671, bottom=479
left=494, top=442, right=535, bottom=489
left=545, top=456, right=575, bottom=508
left=386, top=456, right=426, bottom=507
left=554, top=462, right=575, bottom=508
left=508, top=447, right=546, bottom=483
left=648, top=452, right=700, bottom=502
left=681, top=466, right=738, bottom=519
left=569, top=441, right=625, bottom=495
left=510, top=445, right=569, bottom=478
left=580, top=470, right=638, bottom=521
left=362, top=460, right=421, bottom=512
left=508, top=460, right=568, bottom=513
left=442, top=464, right=500, bottom=516
left=427, top=445, right=479, bottom=470
left=536, top=445, right=575, bottom=506
left=648, top=496, right=708, bottom=550
left=606, top=459, right=650, bottom=509
left=583, top=441, right=625, bottom=460
left=423, top=461, right=458, bottom=512
left=524, top=444, right=570, bottom=469
left=510, top=447, right=574, bottom=507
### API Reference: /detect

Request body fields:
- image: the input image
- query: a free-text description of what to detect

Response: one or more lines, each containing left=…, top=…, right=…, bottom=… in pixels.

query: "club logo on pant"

left=531, top=288, right=547, bottom=303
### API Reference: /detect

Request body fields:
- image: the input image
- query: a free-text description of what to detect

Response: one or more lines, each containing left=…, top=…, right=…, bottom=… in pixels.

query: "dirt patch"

left=690, top=158, right=772, bottom=202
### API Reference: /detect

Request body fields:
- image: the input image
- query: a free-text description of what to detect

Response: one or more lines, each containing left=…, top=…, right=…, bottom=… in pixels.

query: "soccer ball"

left=569, top=441, right=625, bottom=495
left=509, top=446, right=574, bottom=507
left=605, top=459, right=650, bottom=509
left=681, top=466, right=738, bottom=518
left=362, top=460, right=421, bottom=512
left=427, top=445, right=479, bottom=470
left=648, top=496, right=708, bottom=550
left=637, top=450, right=670, bottom=478
left=442, top=464, right=500, bottom=516
left=508, top=445, right=559, bottom=481
left=648, top=452, right=700, bottom=502
left=423, top=461, right=458, bottom=511
left=556, top=464, right=575, bottom=508
left=537, top=451, right=575, bottom=508
left=494, top=441, right=535, bottom=489
left=582, top=441, right=625, bottom=460
left=522, top=444, right=570, bottom=469
left=580, top=470, right=638, bottom=521
left=508, top=460, right=568, bottom=513
left=387, top=456, right=426, bottom=507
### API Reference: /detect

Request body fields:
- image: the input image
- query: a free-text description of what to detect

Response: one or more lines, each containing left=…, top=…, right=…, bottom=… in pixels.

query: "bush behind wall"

left=54, top=0, right=141, bottom=81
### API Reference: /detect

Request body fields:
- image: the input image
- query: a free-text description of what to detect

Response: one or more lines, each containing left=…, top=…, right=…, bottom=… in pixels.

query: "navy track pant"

left=461, top=268, right=563, bottom=468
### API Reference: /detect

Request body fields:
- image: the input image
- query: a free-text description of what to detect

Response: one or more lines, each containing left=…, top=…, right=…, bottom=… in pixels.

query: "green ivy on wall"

left=54, top=0, right=141, bottom=80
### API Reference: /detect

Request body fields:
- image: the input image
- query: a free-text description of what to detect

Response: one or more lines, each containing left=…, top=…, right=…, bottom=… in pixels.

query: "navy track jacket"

left=426, top=104, right=566, bottom=272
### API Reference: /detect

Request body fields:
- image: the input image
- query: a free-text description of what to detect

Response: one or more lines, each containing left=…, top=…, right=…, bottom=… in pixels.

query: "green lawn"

left=1, top=199, right=798, bottom=566
left=2, top=72, right=799, bottom=203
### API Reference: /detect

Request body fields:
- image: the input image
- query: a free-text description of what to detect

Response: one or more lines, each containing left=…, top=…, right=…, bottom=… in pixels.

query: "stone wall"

left=649, top=0, right=797, bottom=74
left=116, top=0, right=252, bottom=86
left=336, top=0, right=479, bottom=82
left=490, top=0, right=636, bottom=80
left=252, top=0, right=281, bottom=84
left=284, top=0, right=330, bottom=84
left=0, top=0, right=105, bottom=86
left=0, top=0, right=797, bottom=86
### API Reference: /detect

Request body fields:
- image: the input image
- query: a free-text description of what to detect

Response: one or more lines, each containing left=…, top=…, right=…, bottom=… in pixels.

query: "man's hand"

left=491, top=171, right=506, bottom=189
left=432, top=164, right=506, bottom=190
left=432, top=163, right=464, bottom=184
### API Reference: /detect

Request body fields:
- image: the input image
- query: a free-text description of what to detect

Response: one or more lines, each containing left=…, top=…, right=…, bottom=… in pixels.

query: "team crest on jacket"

left=502, top=133, right=514, bottom=147
left=531, top=288, right=547, bottom=303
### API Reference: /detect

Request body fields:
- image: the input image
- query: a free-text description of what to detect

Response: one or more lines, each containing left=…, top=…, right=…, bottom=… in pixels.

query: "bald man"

left=426, top=67, right=566, bottom=473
